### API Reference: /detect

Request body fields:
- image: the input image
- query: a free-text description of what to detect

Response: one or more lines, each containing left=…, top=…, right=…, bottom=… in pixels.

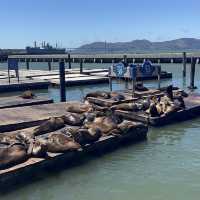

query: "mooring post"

left=80, top=58, right=83, bottom=74
left=48, top=61, right=52, bottom=71
left=123, top=55, right=129, bottom=89
left=188, top=57, right=197, bottom=89
left=182, top=52, right=186, bottom=77
left=157, top=66, right=161, bottom=89
left=26, top=59, right=30, bottom=70
left=59, top=61, right=66, bottom=102
left=68, top=53, right=71, bottom=69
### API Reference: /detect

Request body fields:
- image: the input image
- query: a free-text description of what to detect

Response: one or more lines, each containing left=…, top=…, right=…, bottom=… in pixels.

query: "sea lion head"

left=30, top=138, right=47, bottom=157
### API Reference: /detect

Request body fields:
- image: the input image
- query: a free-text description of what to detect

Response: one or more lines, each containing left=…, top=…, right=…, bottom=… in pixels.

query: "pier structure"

left=7, top=52, right=200, bottom=64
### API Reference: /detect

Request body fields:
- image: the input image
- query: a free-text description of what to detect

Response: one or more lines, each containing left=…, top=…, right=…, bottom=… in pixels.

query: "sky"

left=0, top=0, right=200, bottom=48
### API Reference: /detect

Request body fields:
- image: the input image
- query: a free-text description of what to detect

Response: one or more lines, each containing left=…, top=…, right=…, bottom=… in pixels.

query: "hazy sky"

left=0, top=0, right=200, bottom=48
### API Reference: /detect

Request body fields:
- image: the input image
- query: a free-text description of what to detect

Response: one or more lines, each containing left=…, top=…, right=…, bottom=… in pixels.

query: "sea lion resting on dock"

left=147, top=94, right=185, bottom=117
left=71, top=128, right=102, bottom=146
left=20, top=90, right=36, bottom=99
left=33, top=117, right=65, bottom=136
left=85, top=91, right=111, bottom=99
left=84, top=115, right=123, bottom=136
left=0, top=142, right=28, bottom=170
left=45, top=133, right=81, bottom=153
left=110, top=92, right=125, bottom=101
left=111, top=103, right=139, bottom=112
left=65, top=102, right=93, bottom=114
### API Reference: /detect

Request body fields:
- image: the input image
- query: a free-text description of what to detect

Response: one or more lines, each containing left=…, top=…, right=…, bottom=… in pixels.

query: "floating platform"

left=0, top=96, right=53, bottom=109
left=0, top=102, right=71, bottom=133
left=115, top=93, right=200, bottom=126
left=0, top=79, right=50, bottom=93
left=50, top=76, right=109, bottom=86
left=87, top=95, right=137, bottom=107
left=0, top=122, right=148, bottom=191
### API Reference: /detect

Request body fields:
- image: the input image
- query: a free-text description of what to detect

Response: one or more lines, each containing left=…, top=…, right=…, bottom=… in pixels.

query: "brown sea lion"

left=110, top=92, right=125, bottom=101
left=111, top=103, right=138, bottom=111
left=20, top=90, right=36, bottom=99
left=33, top=117, right=65, bottom=136
left=61, top=113, right=85, bottom=126
left=85, top=91, right=111, bottom=99
left=72, top=128, right=102, bottom=146
left=148, top=103, right=160, bottom=117
left=118, top=120, right=146, bottom=135
left=84, top=115, right=121, bottom=135
left=135, top=82, right=148, bottom=91
left=65, top=102, right=93, bottom=114
left=45, top=133, right=81, bottom=153
left=27, top=138, right=47, bottom=158
left=0, top=143, right=28, bottom=170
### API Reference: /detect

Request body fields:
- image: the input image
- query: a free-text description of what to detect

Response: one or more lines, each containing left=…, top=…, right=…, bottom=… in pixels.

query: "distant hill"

left=73, top=38, right=200, bottom=54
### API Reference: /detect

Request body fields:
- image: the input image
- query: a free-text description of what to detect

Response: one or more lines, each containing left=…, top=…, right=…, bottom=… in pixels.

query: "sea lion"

left=33, top=117, right=65, bottom=136
left=72, top=128, right=102, bottom=146
left=110, top=92, right=125, bottom=101
left=85, top=91, right=111, bottom=99
left=61, top=113, right=85, bottom=126
left=111, top=103, right=139, bottom=111
left=28, top=138, right=47, bottom=157
left=45, top=133, right=81, bottom=153
left=0, top=143, right=28, bottom=170
left=20, top=90, right=36, bottom=99
left=148, top=103, right=160, bottom=117
left=135, top=82, right=148, bottom=91
left=166, top=85, right=174, bottom=100
left=84, top=115, right=121, bottom=135
left=65, top=102, right=93, bottom=114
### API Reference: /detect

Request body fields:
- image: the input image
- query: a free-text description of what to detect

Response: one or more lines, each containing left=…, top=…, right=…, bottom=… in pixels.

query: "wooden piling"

left=26, top=60, right=30, bottom=70
left=59, top=61, right=66, bottom=102
left=48, top=61, right=51, bottom=71
left=80, top=58, right=83, bottom=74
left=68, top=53, right=71, bottom=69
left=109, top=77, right=112, bottom=91
left=188, top=57, right=197, bottom=89
left=123, top=55, right=128, bottom=89
left=182, top=52, right=186, bottom=77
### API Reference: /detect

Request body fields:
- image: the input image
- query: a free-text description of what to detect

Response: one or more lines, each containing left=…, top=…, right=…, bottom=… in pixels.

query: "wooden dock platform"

left=0, top=96, right=53, bottom=109
left=0, top=79, right=50, bottom=93
left=0, top=102, right=71, bottom=133
left=0, top=122, right=148, bottom=190
left=50, top=76, right=109, bottom=86
left=115, top=93, right=200, bottom=126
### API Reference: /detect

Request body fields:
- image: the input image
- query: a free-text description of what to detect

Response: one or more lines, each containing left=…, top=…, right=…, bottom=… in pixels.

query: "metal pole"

left=80, top=58, right=83, bottom=74
left=182, top=52, right=186, bottom=77
left=59, top=61, right=66, bottom=102
left=68, top=53, right=71, bottom=69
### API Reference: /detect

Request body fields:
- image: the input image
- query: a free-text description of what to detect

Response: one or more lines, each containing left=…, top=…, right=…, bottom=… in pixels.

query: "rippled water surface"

left=1, top=62, right=200, bottom=200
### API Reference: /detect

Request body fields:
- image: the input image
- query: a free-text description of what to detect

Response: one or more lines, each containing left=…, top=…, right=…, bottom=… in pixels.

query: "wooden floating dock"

left=0, top=122, right=148, bottom=190
left=0, top=96, right=53, bottom=109
left=50, top=76, right=109, bottom=86
left=0, top=102, right=73, bottom=133
left=115, top=93, right=200, bottom=126
left=0, top=79, right=50, bottom=93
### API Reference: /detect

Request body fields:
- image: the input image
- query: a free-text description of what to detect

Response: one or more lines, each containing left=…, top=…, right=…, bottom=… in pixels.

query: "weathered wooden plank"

left=0, top=96, right=53, bottom=109
left=0, top=103, right=70, bottom=132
